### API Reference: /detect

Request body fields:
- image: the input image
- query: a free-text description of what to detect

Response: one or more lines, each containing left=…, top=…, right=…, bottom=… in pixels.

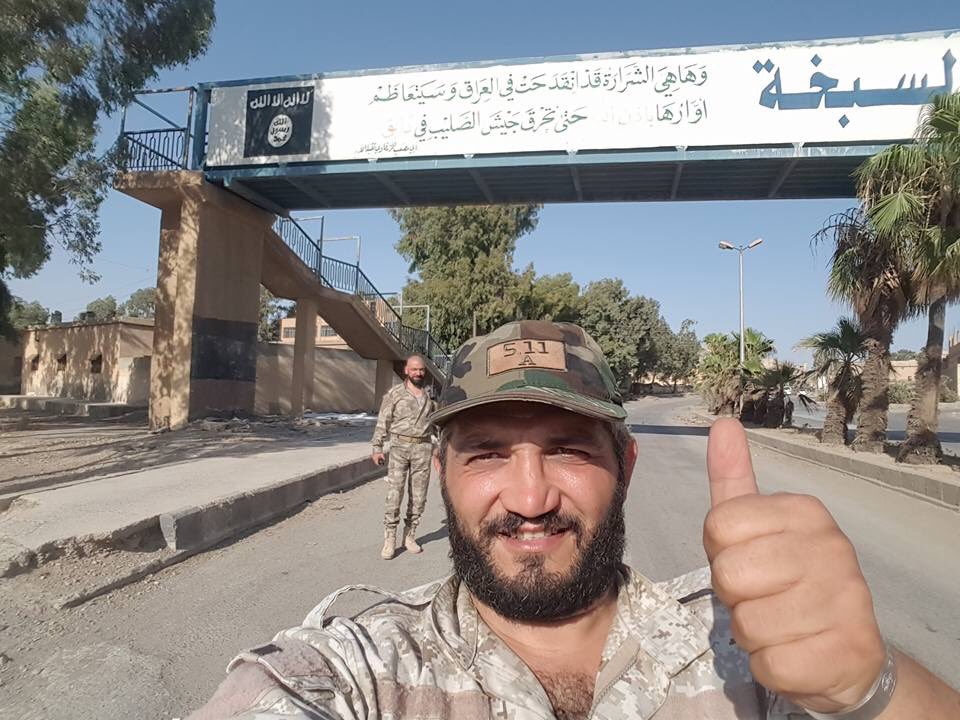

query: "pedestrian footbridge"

left=115, top=29, right=957, bottom=429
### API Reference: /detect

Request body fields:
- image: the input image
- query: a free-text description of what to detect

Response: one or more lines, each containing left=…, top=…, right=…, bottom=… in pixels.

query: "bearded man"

left=190, top=321, right=960, bottom=720
left=371, top=353, right=436, bottom=559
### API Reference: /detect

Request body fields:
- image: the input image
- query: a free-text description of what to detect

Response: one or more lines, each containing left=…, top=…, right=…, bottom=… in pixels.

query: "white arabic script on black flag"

left=244, top=87, right=314, bottom=158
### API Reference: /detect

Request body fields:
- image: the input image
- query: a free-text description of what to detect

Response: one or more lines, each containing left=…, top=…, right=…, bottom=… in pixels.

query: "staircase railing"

left=272, top=218, right=451, bottom=375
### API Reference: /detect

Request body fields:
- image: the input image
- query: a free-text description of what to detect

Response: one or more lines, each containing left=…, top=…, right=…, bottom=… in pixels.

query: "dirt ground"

left=0, top=409, right=376, bottom=501
left=0, top=409, right=378, bottom=691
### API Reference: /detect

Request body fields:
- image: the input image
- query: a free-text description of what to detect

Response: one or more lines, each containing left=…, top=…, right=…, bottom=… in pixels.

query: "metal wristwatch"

left=804, top=644, right=898, bottom=720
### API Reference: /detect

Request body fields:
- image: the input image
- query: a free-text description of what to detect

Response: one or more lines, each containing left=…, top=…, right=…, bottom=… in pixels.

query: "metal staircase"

left=115, top=89, right=451, bottom=379
left=271, top=217, right=451, bottom=375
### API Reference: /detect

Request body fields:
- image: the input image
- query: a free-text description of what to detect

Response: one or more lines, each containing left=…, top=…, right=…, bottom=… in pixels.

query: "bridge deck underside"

left=208, top=150, right=870, bottom=211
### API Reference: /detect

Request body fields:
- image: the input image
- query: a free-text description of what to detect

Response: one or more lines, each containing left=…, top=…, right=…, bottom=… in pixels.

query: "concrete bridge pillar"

left=115, top=171, right=271, bottom=431
left=373, top=358, right=396, bottom=411
left=290, top=298, right=318, bottom=416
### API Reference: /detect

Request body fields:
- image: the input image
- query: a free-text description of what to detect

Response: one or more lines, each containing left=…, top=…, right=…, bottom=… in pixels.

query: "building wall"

left=255, top=342, right=379, bottom=414
left=279, top=295, right=398, bottom=349
left=279, top=316, right=348, bottom=348
left=0, top=337, right=23, bottom=394
left=889, top=360, right=918, bottom=383
left=20, top=320, right=154, bottom=404
left=944, top=332, right=960, bottom=392
left=17, top=321, right=380, bottom=413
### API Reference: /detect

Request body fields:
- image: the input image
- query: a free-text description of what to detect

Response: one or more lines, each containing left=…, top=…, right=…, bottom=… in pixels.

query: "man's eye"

left=467, top=452, right=502, bottom=463
left=553, top=447, right=589, bottom=459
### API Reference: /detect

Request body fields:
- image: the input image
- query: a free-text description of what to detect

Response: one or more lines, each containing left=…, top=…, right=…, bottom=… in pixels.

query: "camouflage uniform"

left=371, top=383, right=436, bottom=535
left=188, top=567, right=809, bottom=719
left=189, top=322, right=813, bottom=718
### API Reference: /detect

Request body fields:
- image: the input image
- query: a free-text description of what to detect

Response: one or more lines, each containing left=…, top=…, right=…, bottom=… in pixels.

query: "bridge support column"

left=374, top=358, right=395, bottom=412
left=115, top=171, right=272, bottom=431
left=291, top=298, right=318, bottom=416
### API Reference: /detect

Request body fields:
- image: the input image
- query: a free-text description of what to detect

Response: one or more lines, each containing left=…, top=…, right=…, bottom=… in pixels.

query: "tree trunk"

left=897, top=298, right=945, bottom=464
left=852, top=327, right=892, bottom=453
left=764, top=394, right=785, bottom=428
left=821, top=388, right=849, bottom=445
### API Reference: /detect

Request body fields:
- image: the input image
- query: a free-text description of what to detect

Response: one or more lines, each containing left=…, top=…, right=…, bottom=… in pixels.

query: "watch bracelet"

left=804, top=643, right=897, bottom=720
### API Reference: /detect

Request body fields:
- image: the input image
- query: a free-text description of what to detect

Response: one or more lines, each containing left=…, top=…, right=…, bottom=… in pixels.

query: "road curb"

left=1, top=455, right=386, bottom=583
left=51, top=456, right=386, bottom=608
left=158, top=456, right=386, bottom=551
left=695, top=414, right=960, bottom=512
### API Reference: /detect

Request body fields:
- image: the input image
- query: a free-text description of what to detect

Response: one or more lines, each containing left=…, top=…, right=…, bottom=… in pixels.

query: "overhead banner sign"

left=204, top=31, right=958, bottom=167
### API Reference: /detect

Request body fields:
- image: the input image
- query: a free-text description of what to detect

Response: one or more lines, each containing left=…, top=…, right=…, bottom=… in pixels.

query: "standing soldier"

left=371, top=354, right=436, bottom=560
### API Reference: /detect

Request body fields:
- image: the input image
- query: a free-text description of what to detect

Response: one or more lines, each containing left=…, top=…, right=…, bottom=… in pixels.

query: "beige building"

left=15, top=319, right=382, bottom=414
left=279, top=316, right=347, bottom=348
left=278, top=296, right=399, bottom=350
left=20, top=319, right=153, bottom=405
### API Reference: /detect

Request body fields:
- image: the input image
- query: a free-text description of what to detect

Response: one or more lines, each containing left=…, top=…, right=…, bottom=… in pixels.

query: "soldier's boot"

left=403, top=526, right=422, bottom=554
left=380, top=529, right=397, bottom=560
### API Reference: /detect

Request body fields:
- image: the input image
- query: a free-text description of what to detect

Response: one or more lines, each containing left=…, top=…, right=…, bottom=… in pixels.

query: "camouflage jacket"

left=190, top=567, right=810, bottom=719
left=371, top=383, right=435, bottom=452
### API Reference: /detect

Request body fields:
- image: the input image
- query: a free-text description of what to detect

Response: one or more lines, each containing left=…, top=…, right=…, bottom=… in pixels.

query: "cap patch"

left=487, top=340, right=567, bottom=376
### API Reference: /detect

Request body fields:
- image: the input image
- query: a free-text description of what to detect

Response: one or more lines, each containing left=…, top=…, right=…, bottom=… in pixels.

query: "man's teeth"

left=513, top=529, right=562, bottom=540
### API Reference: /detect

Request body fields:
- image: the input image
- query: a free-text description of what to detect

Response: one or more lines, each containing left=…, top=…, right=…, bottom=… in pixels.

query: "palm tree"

left=813, top=208, right=911, bottom=453
left=751, top=362, right=815, bottom=428
left=857, top=91, right=960, bottom=464
left=797, top=318, right=867, bottom=445
left=697, top=328, right=773, bottom=416
left=698, top=333, right=741, bottom=416
left=732, top=327, right=775, bottom=360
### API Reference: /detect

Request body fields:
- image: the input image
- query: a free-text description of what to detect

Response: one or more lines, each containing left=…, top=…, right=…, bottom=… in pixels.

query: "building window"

left=90, top=354, right=103, bottom=374
left=57, top=353, right=67, bottom=372
left=282, top=327, right=296, bottom=339
left=320, top=325, right=338, bottom=337
left=30, top=355, right=40, bottom=373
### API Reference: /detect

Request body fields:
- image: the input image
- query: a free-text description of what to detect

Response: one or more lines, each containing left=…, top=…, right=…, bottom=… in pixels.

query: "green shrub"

left=887, top=380, right=915, bottom=404
left=940, top=379, right=959, bottom=403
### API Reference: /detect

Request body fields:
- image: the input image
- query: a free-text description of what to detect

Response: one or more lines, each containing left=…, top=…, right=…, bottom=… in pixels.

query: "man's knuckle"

left=786, top=492, right=827, bottom=518
left=750, top=647, right=790, bottom=692
left=704, top=507, right=736, bottom=546
left=711, top=549, right=743, bottom=594
left=729, top=602, right=754, bottom=641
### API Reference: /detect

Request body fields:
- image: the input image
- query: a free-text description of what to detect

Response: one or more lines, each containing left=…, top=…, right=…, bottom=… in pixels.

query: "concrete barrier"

left=158, top=456, right=386, bottom=551
left=696, top=413, right=960, bottom=512
left=742, top=430, right=960, bottom=511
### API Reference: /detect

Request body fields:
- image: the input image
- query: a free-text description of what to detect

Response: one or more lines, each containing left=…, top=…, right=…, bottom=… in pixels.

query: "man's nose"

left=498, top=451, right=561, bottom=519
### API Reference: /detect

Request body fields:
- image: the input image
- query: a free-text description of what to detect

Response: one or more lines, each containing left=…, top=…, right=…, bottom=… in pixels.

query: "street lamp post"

left=718, top=238, right=763, bottom=366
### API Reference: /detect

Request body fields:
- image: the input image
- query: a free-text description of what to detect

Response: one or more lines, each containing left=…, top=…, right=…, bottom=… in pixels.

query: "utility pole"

left=718, top=238, right=764, bottom=365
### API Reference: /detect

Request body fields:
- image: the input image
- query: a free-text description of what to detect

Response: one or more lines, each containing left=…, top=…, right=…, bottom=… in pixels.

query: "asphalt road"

left=791, top=401, right=960, bottom=455
left=1, top=395, right=957, bottom=719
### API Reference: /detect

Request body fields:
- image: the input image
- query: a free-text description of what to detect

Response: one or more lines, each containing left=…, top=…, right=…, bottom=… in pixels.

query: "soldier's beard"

left=407, top=374, right=425, bottom=387
left=441, top=476, right=626, bottom=622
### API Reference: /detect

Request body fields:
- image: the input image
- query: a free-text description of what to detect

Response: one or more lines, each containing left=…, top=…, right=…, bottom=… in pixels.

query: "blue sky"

left=10, top=0, right=960, bottom=363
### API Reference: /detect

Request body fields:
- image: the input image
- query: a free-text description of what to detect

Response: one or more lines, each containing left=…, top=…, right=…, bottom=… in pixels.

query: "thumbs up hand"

left=703, top=419, right=887, bottom=714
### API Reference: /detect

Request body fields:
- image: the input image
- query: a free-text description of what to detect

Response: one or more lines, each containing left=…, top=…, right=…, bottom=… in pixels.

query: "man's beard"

left=441, top=477, right=626, bottom=622
left=407, top=375, right=425, bottom=387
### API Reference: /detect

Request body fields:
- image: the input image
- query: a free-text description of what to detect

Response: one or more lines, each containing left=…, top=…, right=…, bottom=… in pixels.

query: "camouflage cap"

left=429, top=320, right=626, bottom=426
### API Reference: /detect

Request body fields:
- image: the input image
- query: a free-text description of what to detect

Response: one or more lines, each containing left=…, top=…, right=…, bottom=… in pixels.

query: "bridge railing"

left=115, top=88, right=195, bottom=171
left=272, top=218, right=451, bottom=375
left=118, top=129, right=189, bottom=171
